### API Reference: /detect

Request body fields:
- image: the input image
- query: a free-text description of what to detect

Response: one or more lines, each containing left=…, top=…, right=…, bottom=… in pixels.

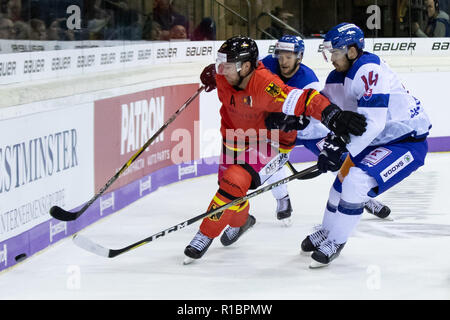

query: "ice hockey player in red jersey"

left=183, top=36, right=367, bottom=264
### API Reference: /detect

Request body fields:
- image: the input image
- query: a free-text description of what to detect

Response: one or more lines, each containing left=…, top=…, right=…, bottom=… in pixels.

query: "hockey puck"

left=15, top=253, right=27, bottom=262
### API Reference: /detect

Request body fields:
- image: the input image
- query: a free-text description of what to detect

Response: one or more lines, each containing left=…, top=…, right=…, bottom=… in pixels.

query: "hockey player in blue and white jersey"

left=262, top=35, right=391, bottom=226
left=301, top=23, right=431, bottom=268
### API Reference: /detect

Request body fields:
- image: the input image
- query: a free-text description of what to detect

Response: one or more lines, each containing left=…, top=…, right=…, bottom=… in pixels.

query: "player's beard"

left=280, top=62, right=299, bottom=78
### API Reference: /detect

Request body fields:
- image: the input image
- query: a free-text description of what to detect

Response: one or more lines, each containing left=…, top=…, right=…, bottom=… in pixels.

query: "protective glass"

left=322, top=41, right=348, bottom=63
left=215, top=52, right=242, bottom=75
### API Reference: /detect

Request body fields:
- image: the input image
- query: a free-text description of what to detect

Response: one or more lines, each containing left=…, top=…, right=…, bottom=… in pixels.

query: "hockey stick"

left=73, top=164, right=319, bottom=258
left=49, top=86, right=205, bottom=222
left=286, top=160, right=322, bottom=180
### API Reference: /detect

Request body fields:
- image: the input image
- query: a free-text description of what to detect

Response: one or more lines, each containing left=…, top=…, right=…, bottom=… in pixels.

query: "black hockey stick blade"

left=49, top=206, right=82, bottom=222
left=286, top=160, right=322, bottom=180
left=73, top=164, right=319, bottom=258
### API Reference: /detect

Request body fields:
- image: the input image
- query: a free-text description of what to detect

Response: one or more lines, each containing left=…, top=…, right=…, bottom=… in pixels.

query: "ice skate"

left=300, top=228, right=329, bottom=255
left=309, top=239, right=346, bottom=269
left=364, top=199, right=391, bottom=219
left=220, top=215, right=256, bottom=246
left=183, top=231, right=213, bottom=265
left=276, top=195, right=293, bottom=227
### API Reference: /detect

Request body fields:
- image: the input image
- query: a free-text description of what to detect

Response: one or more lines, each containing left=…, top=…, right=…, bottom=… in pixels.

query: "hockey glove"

left=265, top=113, right=310, bottom=132
left=321, top=104, right=367, bottom=137
left=200, top=63, right=217, bottom=92
left=317, top=134, right=347, bottom=173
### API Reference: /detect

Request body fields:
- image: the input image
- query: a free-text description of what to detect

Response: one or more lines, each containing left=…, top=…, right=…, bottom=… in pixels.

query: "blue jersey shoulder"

left=261, top=55, right=319, bottom=89
left=326, top=70, right=346, bottom=85
left=289, top=64, right=319, bottom=89
left=261, top=55, right=279, bottom=74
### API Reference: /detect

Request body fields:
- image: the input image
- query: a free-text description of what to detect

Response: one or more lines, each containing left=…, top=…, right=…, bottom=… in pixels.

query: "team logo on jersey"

left=363, top=88, right=373, bottom=101
left=361, top=147, right=391, bottom=167
left=208, top=203, right=223, bottom=221
left=380, top=151, right=414, bottom=182
left=265, top=82, right=281, bottom=97
left=243, top=96, right=252, bottom=106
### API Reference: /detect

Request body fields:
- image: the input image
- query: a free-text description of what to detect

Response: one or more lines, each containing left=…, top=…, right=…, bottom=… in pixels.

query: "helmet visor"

left=322, top=41, right=348, bottom=63
left=216, top=52, right=242, bottom=75
left=272, top=41, right=301, bottom=59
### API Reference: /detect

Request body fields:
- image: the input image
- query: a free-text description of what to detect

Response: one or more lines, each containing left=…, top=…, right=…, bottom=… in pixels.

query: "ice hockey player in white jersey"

left=302, top=23, right=431, bottom=268
left=262, top=35, right=391, bottom=226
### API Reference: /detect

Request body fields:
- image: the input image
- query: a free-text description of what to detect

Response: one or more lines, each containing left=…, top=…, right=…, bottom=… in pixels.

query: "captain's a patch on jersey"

left=265, top=82, right=281, bottom=97
left=243, top=95, right=252, bottom=106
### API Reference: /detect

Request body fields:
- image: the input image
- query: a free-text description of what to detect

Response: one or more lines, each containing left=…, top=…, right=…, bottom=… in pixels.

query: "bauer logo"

left=120, top=51, right=134, bottom=63
left=77, top=54, right=95, bottom=68
left=100, top=192, right=115, bottom=216
left=373, top=42, right=416, bottom=52
left=178, top=162, right=197, bottom=180
left=0, top=244, right=7, bottom=267
left=138, top=49, right=152, bottom=60
left=23, top=58, right=45, bottom=74
left=49, top=221, right=67, bottom=243
left=157, top=48, right=177, bottom=59
left=51, top=56, right=71, bottom=70
left=10, top=44, right=44, bottom=52
left=380, top=151, right=414, bottom=182
left=0, top=60, right=16, bottom=77
left=431, top=42, right=449, bottom=50
left=100, top=52, right=116, bottom=65
left=186, top=46, right=213, bottom=56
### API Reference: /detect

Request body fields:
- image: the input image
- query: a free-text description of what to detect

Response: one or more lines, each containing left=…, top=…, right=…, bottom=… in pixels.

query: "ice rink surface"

left=1, top=153, right=449, bottom=300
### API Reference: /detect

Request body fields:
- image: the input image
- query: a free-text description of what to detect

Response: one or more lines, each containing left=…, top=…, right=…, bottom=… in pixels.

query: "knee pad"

left=219, top=165, right=252, bottom=198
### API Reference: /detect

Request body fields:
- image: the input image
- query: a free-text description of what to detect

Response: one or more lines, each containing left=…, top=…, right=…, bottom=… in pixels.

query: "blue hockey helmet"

left=322, top=23, right=364, bottom=63
left=273, top=35, right=305, bottom=59
left=323, top=23, right=365, bottom=51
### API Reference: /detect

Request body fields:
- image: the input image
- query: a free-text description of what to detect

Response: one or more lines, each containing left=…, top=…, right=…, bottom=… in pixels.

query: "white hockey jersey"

left=321, top=52, right=431, bottom=156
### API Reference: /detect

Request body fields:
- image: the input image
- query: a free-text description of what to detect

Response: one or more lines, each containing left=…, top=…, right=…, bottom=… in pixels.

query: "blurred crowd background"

left=0, top=0, right=448, bottom=43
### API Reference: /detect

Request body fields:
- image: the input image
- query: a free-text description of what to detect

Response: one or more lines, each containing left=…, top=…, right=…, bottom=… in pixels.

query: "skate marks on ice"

left=356, top=222, right=450, bottom=239
left=357, top=168, right=450, bottom=239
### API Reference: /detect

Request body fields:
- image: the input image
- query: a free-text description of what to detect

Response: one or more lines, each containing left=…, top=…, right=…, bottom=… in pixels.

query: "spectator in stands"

left=29, top=18, right=47, bottom=40
left=14, top=20, right=30, bottom=39
left=153, top=0, right=188, bottom=38
left=191, top=17, right=216, bottom=41
left=261, top=6, right=293, bottom=39
left=412, top=0, right=450, bottom=37
left=0, top=16, right=15, bottom=38
left=6, top=0, right=21, bottom=22
left=169, top=23, right=186, bottom=39
left=142, top=15, right=163, bottom=40
left=48, top=18, right=75, bottom=41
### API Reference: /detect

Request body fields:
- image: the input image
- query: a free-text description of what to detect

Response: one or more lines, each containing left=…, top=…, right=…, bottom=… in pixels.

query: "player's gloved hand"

left=265, top=113, right=310, bottom=132
left=317, top=134, right=348, bottom=173
left=200, top=63, right=217, bottom=92
left=321, top=104, right=367, bottom=137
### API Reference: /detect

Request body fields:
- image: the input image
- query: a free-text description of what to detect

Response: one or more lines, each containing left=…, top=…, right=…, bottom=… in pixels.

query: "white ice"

left=1, top=153, right=449, bottom=300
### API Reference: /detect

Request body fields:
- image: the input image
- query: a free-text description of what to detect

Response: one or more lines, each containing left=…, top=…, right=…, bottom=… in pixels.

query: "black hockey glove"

left=200, top=63, right=217, bottom=92
left=317, top=134, right=348, bottom=173
left=321, top=104, right=367, bottom=137
left=265, top=113, right=310, bottom=132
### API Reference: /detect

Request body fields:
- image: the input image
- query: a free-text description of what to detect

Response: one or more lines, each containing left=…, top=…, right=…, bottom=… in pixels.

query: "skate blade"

left=309, top=260, right=329, bottom=269
left=183, top=257, right=196, bottom=265
left=279, top=218, right=293, bottom=227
